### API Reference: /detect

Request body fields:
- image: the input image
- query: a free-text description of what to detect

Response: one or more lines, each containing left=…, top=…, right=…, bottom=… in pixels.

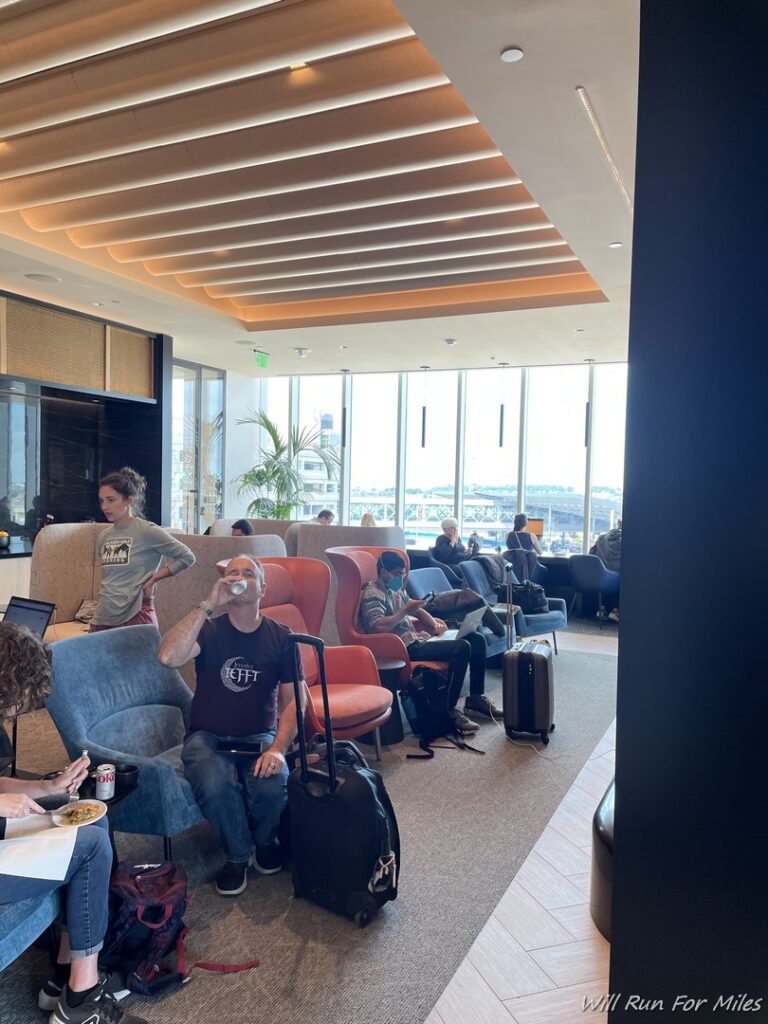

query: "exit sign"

left=254, top=351, right=269, bottom=369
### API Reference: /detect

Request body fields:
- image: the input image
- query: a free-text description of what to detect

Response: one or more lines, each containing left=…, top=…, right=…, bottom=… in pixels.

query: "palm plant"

left=234, top=409, right=340, bottom=518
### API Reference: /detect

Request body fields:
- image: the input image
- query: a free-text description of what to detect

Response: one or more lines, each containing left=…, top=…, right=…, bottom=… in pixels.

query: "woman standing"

left=90, top=467, right=195, bottom=631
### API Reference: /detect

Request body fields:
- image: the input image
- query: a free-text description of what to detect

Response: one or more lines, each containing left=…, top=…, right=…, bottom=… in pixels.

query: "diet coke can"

left=96, top=764, right=115, bottom=800
left=229, top=579, right=247, bottom=595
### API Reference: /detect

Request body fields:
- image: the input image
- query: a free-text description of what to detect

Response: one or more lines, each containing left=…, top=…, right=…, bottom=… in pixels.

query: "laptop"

left=1, top=595, right=56, bottom=637
left=424, top=603, right=486, bottom=642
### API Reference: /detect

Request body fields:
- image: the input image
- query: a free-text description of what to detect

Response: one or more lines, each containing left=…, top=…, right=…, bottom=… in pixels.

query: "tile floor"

left=426, top=630, right=617, bottom=1024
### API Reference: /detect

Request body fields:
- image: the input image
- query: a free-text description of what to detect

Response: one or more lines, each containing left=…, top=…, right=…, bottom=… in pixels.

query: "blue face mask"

left=386, top=575, right=404, bottom=592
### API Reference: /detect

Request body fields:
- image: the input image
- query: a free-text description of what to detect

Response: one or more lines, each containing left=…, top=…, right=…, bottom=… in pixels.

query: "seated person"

left=231, top=518, right=253, bottom=537
left=359, top=552, right=501, bottom=734
left=590, top=518, right=621, bottom=621
left=0, top=622, right=146, bottom=1024
left=315, top=509, right=334, bottom=525
left=506, top=513, right=544, bottom=555
left=433, top=517, right=480, bottom=566
left=158, top=556, right=306, bottom=898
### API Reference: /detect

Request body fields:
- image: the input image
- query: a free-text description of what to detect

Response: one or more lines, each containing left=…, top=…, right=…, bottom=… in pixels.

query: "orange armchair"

left=258, top=557, right=392, bottom=757
left=326, top=546, right=446, bottom=687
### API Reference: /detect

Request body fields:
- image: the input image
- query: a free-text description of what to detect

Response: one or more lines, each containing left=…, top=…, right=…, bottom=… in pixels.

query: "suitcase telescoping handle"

left=504, top=564, right=515, bottom=649
left=287, top=632, right=337, bottom=792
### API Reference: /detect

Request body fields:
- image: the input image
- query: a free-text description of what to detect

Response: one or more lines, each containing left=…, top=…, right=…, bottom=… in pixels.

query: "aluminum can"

left=96, top=763, right=115, bottom=800
left=229, top=579, right=247, bottom=595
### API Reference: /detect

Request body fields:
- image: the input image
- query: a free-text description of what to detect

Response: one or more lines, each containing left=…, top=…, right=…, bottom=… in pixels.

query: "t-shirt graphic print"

left=220, top=657, right=261, bottom=693
left=100, top=536, right=133, bottom=565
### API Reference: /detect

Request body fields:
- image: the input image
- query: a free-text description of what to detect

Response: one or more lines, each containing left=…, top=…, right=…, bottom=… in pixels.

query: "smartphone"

left=215, top=739, right=264, bottom=757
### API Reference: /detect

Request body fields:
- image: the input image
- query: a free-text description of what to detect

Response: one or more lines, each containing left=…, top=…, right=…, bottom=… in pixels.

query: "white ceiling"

left=0, top=0, right=639, bottom=377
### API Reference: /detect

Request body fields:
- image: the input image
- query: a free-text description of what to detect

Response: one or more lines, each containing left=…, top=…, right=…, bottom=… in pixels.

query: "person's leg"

left=181, top=731, right=252, bottom=863
left=462, top=632, right=503, bottom=718
left=243, top=735, right=288, bottom=873
left=407, top=638, right=470, bottom=707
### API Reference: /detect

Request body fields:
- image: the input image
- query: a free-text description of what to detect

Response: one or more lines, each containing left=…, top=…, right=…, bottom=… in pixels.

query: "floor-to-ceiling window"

left=525, top=365, right=589, bottom=553
left=170, top=362, right=224, bottom=533
left=463, top=367, right=521, bottom=549
left=295, top=374, right=342, bottom=522
left=589, top=363, right=627, bottom=544
left=403, top=369, right=458, bottom=546
left=349, top=373, right=399, bottom=526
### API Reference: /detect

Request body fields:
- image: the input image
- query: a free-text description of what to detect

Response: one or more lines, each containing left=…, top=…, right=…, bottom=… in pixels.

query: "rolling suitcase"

left=502, top=640, right=556, bottom=744
left=287, top=633, right=400, bottom=927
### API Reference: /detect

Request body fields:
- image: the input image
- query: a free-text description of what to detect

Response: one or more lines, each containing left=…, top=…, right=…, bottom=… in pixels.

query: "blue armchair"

left=459, top=560, right=567, bottom=653
left=568, top=555, right=620, bottom=628
left=405, top=566, right=507, bottom=659
left=0, top=892, right=60, bottom=972
left=47, top=625, right=204, bottom=858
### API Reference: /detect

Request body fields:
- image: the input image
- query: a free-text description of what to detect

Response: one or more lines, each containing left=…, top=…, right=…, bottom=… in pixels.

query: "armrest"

left=546, top=597, right=568, bottom=619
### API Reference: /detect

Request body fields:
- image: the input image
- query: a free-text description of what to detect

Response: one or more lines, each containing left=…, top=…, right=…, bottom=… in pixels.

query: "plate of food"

left=52, top=799, right=108, bottom=828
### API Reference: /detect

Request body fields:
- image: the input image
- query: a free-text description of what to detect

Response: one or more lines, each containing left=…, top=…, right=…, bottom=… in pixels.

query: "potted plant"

left=234, top=410, right=340, bottom=518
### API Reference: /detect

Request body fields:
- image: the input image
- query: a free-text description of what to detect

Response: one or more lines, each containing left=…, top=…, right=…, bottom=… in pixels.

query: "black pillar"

left=610, top=1, right=768, bottom=1019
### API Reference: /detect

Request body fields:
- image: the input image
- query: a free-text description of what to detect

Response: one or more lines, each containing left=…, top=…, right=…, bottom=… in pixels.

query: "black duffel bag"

left=510, top=579, right=548, bottom=615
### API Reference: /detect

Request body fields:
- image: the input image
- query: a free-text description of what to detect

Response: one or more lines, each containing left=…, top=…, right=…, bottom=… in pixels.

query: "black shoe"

left=253, top=841, right=282, bottom=875
left=215, top=859, right=249, bottom=896
left=51, top=982, right=147, bottom=1024
left=40, top=972, right=129, bottom=1012
left=448, top=707, right=480, bottom=735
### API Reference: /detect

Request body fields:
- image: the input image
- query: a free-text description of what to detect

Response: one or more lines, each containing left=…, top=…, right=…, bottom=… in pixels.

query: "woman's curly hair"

left=0, top=622, right=52, bottom=719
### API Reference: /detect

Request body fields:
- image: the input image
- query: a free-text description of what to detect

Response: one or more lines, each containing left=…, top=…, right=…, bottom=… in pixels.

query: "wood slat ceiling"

left=0, top=0, right=607, bottom=332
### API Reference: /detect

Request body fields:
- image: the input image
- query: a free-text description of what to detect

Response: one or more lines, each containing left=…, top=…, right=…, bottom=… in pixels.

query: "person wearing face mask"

left=158, top=556, right=307, bottom=898
left=359, top=551, right=502, bottom=735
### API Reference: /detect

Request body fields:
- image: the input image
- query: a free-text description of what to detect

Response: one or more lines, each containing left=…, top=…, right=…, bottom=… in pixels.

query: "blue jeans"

left=181, top=730, right=288, bottom=863
left=0, top=817, right=111, bottom=958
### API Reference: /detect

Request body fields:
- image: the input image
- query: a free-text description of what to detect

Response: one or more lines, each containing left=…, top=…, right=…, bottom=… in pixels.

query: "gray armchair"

left=47, top=625, right=204, bottom=858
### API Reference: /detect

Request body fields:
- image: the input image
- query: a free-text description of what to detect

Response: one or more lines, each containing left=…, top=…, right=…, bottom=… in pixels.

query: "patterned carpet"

left=1, top=650, right=616, bottom=1024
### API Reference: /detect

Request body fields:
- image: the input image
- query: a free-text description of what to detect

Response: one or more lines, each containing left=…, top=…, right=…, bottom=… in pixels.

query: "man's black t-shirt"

left=190, top=615, right=297, bottom=737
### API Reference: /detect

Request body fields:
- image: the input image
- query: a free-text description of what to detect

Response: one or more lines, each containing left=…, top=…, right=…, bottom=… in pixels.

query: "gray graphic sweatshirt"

left=92, top=518, right=195, bottom=625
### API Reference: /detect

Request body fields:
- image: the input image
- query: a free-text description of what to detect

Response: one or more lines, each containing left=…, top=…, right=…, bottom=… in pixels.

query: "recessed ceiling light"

left=609, top=241, right=623, bottom=248
left=339, top=345, right=348, bottom=350
left=500, top=47, right=524, bottom=63
left=92, top=301, right=104, bottom=307
left=444, top=338, right=457, bottom=346
left=575, top=328, right=585, bottom=333
left=24, top=273, right=61, bottom=283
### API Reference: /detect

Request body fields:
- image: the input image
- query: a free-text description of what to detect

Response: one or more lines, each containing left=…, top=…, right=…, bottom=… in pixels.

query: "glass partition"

left=171, top=362, right=225, bottom=533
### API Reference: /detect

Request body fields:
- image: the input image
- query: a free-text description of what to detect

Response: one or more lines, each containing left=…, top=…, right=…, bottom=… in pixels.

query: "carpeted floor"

left=1, top=650, right=616, bottom=1024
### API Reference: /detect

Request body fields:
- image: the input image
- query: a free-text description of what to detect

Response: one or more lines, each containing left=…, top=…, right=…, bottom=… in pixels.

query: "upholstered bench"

left=0, top=891, right=60, bottom=972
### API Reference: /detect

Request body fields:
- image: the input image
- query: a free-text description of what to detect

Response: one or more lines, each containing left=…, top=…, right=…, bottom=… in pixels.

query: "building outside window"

left=296, top=374, right=341, bottom=522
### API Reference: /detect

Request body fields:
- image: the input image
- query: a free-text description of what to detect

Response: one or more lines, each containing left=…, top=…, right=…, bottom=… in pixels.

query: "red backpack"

left=101, top=861, right=258, bottom=995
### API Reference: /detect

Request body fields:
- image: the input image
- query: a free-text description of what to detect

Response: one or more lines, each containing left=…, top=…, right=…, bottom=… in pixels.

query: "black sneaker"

left=448, top=707, right=480, bottom=735
left=41, top=973, right=129, bottom=1012
left=215, top=859, right=249, bottom=896
left=464, top=694, right=503, bottom=719
left=51, top=982, right=147, bottom=1024
left=253, top=841, right=282, bottom=875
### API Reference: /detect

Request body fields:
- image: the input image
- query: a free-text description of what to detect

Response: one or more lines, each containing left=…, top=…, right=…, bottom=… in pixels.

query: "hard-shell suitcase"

left=286, top=633, right=400, bottom=927
left=502, top=640, right=555, bottom=744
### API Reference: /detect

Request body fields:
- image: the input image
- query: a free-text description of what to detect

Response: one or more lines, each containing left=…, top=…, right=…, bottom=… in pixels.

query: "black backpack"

left=400, top=667, right=484, bottom=759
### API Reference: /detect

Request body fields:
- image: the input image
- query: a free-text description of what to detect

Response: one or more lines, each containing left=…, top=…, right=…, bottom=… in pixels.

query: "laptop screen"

left=2, top=596, right=56, bottom=637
